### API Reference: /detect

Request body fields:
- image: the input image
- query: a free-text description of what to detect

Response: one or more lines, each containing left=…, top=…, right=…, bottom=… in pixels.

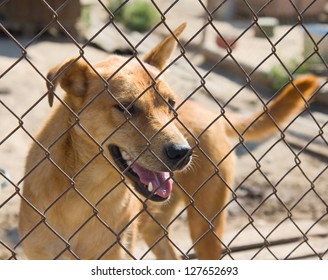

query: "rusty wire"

left=0, top=0, right=327, bottom=260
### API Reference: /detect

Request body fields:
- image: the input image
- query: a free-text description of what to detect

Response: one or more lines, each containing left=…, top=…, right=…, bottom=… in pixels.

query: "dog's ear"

left=143, top=23, right=186, bottom=71
left=46, top=58, right=90, bottom=107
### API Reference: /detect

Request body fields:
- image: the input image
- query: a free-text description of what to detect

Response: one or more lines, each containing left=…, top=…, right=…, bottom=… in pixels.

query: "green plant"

left=80, top=5, right=91, bottom=28
left=122, top=0, right=160, bottom=32
left=108, top=0, right=126, bottom=22
left=108, top=0, right=160, bottom=32
left=268, top=58, right=310, bottom=90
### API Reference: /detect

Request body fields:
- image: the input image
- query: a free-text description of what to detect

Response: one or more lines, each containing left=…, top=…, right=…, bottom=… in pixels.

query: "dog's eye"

left=168, top=99, right=176, bottom=112
left=114, top=103, right=136, bottom=115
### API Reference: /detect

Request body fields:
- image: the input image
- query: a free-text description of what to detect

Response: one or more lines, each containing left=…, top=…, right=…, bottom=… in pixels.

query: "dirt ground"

left=1, top=36, right=327, bottom=260
left=1, top=0, right=328, bottom=259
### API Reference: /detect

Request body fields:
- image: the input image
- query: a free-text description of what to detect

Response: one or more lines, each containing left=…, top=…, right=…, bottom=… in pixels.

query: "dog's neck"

left=36, top=102, right=124, bottom=199
left=36, top=103, right=91, bottom=176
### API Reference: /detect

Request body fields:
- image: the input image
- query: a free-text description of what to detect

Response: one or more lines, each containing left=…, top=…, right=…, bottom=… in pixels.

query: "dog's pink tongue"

left=131, top=164, right=172, bottom=198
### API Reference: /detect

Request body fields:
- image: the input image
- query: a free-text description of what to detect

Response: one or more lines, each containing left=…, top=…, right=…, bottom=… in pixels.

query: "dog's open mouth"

left=108, top=145, right=172, bottom=202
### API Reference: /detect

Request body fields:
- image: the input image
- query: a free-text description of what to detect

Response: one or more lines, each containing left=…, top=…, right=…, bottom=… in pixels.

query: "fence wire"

left=0, top=0, right=328, bottom=260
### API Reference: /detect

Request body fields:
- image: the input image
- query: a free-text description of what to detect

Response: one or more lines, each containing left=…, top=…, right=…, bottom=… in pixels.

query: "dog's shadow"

left=5, top=228, right=20, bottom=244
left=235, top=141, right=260, bottom=157
left=1, top=228, right=20, bottom=253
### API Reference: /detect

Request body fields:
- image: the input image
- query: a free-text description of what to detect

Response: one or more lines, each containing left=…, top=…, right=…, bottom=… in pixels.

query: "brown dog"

left=18, top=23, right=318, bottom=259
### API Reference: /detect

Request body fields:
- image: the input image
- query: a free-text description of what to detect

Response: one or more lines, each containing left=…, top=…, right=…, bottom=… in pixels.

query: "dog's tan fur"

left=19, top=23, right=319, bottom=260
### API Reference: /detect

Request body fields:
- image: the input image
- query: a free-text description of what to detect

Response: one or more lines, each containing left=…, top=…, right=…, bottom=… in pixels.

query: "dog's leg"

left=186, top=189, right=228, bottom=260
left=123, top=219, right=139, bottom=259
left=177, top=172, right=230, bottom=260
left=140, top=194, right=182, bottom=259
left=175, top=140, right=234, bottom=260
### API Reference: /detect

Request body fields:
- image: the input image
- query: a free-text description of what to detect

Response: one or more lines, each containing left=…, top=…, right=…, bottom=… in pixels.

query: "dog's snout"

left=165, top=144, right=192, bottom=170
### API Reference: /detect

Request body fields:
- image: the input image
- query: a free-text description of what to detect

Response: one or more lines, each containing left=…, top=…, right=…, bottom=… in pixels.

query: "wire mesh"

left=0, top=0, right=327, bottom=260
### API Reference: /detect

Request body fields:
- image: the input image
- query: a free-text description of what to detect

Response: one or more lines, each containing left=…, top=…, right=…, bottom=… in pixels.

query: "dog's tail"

left=225, top=75, right=319, bottom=141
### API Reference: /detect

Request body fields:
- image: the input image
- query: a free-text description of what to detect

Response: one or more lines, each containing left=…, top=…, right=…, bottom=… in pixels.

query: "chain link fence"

left=0, top=0, right=328, bottom=260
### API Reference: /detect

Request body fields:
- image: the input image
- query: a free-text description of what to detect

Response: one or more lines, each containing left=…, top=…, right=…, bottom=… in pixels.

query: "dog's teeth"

left=121, top=150, right=129, bottom=160
left=148, top=182, right=153, bottom=192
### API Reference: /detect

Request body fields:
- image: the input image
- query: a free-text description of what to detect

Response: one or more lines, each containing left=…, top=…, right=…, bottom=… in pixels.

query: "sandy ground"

left=1, top=1, right=328, bottom=260
left=1, top=37, right=327, bottom=260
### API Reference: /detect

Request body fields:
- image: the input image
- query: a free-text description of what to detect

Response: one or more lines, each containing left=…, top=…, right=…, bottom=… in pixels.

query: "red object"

left=216, top=36, right=237, bottom=50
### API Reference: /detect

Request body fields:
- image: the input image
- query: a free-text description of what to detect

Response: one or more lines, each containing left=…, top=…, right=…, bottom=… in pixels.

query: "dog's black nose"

left=165, top=144, right=192, bottom=170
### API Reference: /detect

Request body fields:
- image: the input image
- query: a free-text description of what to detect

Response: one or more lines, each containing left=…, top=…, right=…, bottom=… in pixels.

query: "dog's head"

left=46, top=23, right=191, bottom=202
